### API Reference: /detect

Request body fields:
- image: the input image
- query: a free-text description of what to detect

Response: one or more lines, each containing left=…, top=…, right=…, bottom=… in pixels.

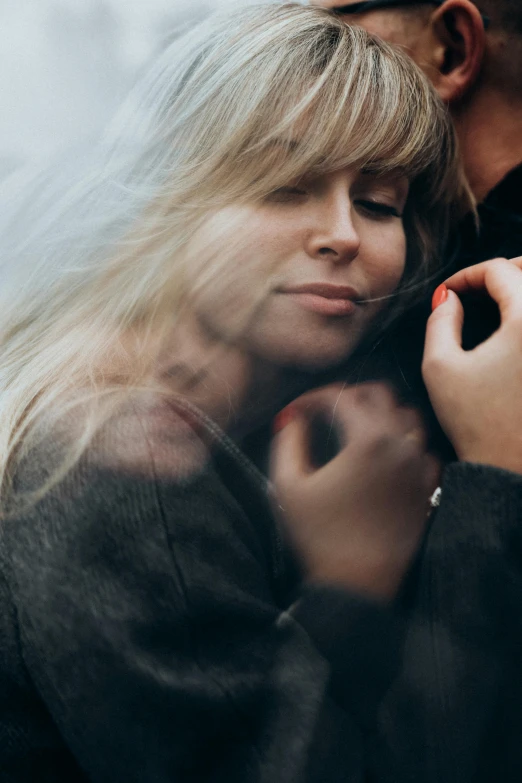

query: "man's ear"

left=429, top=0, right=486, bottom=102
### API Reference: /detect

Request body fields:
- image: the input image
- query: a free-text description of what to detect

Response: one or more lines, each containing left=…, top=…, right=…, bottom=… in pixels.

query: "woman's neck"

left=154, top=316, right=305, bottom=438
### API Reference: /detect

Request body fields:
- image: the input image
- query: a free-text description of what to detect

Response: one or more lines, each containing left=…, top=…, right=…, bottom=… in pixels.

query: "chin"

left=259, top=338, right=360, bottom=374
left=286, top=353, right=354, bottom=374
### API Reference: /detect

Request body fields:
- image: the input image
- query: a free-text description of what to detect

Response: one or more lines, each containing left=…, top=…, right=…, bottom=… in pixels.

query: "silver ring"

left=429, top=486, right=442, bottom=508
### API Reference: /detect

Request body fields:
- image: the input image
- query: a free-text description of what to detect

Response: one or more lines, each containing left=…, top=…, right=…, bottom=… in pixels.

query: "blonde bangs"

left=167, top=5, right=458, bottom=212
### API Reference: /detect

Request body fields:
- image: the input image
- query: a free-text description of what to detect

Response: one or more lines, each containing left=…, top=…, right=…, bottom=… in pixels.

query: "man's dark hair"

left=473, top=0, right=522, bottom=93
left=478, top=0, right=522, bottom=34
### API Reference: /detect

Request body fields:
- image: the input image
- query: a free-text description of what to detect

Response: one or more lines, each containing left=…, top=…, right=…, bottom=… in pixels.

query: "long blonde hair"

left=0, top=3, right=470, bottom=507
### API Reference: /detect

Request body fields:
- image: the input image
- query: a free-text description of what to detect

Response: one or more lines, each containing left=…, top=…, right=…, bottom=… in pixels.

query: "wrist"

left=305, top=556, right=405, bottom=602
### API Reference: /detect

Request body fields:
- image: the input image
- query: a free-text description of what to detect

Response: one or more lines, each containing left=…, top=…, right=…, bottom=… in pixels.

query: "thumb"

left=423, top=289, right=464, bottom=369
left=270, top=410, right=313, bottom=492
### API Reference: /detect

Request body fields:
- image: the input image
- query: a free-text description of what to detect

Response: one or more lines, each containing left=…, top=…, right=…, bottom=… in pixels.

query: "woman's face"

left=191, top=166, right=409, bottom=372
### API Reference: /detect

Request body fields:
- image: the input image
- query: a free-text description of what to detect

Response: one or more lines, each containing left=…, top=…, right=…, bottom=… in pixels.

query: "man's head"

left=314, top=0, right=522, bottom=198
left=319, top=0, right=522, bottom=97
left=313, top=1, right=503, bottom=100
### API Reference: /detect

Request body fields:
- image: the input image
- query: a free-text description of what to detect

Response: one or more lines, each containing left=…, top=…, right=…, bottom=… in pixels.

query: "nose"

left=306, top=190, right=360, bottom=264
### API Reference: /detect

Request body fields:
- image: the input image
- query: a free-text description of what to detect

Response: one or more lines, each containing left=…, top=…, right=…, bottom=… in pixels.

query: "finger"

left=285, top=383, right=365, bottom=441
left=270, top=412, right=314, bottom=489
left=397, top=407, right=428, bottom=450
left=287, top=383, right=350, bottom=417
left=320, top=381, right=398, bottom=449
left=423, top=453, right=442, bottom=496
left=477, top=260, right=522, bottom=321
left=352, top=381, right=398, bottom=411
left=444, top=257, right=509, bottom=292
left=290, top=381, right=397, bottom=414
left=319, top=383, right=412, bottom=471
left=281, top=385, right=352, bottom=454
left=423, top=289, right=464, bottom=369
left=285, top=382, right=400, bottom=468
left=445, top=256, right=522, bottom=306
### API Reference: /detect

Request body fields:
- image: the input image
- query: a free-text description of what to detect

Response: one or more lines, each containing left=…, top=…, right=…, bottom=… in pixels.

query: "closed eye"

left=355, top=200, right=402, bottom=219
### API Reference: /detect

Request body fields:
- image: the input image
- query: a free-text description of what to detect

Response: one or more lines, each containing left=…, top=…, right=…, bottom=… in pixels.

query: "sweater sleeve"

left=4, top=458, right=404, bottom=783
left=372, top=461, right=522, bottom=783
left=415, top=461, right=522, bottom=642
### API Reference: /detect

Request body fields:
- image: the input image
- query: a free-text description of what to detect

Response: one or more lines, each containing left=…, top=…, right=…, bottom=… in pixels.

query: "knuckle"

left=400, top=406, right=424, bottom=429
left=352, top=382, right=376, bottom=403
left=400, top=436, right=426, bottom=462
left=299, top=383, right=353, bottom=415
left=482, top=258, right=508, bottom=273
left=366, top=429, right=395, bottom=455
left=489, top=259, right=511, bottom=277
left=508, top=312, right=522, bottom=333
left=421, top=351, right=448, bottom=380
left=423, top=456, right=442, bottom=488
left=427, top=303, right=448, bottom=325
left=400, top=410, right=427, bottom=443
left=354, top=380, right=396, bottom=407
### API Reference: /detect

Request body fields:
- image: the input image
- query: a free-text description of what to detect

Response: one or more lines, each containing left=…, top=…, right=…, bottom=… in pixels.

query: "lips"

left=279, top=283, right=362, bottom=317
left=282, top=283, right=361, bottom=300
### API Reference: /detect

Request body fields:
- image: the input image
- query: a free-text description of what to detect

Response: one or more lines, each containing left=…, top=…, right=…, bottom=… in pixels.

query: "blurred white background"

left=0, top=0, right=265, bottom=176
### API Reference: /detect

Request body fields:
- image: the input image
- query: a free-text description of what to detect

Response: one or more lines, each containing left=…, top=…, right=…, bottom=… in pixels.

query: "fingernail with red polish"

left=431, top=283, right=448, bottom=311
left=273, top=406, right=295, bottom=434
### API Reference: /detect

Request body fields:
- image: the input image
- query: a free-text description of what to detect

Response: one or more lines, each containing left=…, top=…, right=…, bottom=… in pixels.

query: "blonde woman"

left=0, top=5, right=468, bottom=781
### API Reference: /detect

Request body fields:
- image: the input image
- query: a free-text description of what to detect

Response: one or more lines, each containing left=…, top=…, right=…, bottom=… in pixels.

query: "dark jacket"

left=367, top=164, right=522, bottom=781
left=372, top=462, right=522, bottom=783
left=0, top=397, right=404, bottom=783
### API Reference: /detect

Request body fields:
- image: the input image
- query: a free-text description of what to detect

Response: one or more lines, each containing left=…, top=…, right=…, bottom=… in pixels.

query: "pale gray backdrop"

left=0, top=0, right=266, bottom=176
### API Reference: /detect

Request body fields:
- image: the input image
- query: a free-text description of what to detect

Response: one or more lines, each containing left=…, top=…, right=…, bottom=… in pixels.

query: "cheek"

left=184, top=207, right=291, bottom=294
left=365, top=230, right=407, bottom=295
left=252, top=210, right=303, bottom=260
left=191, top=214, right=300, bottom=319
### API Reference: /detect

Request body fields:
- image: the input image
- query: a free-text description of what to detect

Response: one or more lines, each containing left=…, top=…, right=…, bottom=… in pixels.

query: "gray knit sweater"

left=0, top=397, right=403, bottom=782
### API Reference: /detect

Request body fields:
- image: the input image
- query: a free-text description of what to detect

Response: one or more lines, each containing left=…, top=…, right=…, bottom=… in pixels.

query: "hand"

left=423, top=256, right=522, bottom=473
left=270, top=383, right=440, bottom=601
